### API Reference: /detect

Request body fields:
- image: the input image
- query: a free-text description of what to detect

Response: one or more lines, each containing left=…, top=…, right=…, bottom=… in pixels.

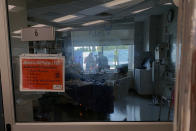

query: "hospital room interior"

left=8, top=0, right=178, bottom=122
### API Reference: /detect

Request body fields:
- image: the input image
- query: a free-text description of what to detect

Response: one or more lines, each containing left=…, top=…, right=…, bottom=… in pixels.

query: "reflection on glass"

left=7, top=0, right=177, bottom=122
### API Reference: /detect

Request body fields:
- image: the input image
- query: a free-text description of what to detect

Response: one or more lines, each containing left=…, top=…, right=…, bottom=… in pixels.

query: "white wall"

left=71, top=29, right=134, bottom=46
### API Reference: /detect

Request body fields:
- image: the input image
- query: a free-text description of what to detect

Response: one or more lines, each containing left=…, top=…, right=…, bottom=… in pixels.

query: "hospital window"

left=73, top=45, right=134, bottom=71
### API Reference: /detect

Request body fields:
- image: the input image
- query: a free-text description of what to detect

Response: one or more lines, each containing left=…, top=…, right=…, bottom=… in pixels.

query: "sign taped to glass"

left=20, top=55, right=65, bottom=92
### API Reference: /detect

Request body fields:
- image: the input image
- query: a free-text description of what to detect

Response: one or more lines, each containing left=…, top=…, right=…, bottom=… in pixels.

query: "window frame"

left=0, top=0, right=173, bottom=130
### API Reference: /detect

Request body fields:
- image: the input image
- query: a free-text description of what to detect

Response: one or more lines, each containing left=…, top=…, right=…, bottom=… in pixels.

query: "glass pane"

left=7, top=0, right=177, bottom=122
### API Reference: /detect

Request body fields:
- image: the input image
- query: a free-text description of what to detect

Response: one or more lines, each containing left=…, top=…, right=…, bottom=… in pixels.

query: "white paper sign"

left=21, top=27, right=55, bottom=41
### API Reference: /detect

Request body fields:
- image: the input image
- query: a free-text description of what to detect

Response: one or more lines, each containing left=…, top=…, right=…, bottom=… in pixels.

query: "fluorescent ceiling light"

left=82, top=20, right=106, bottom=26
left=31, top=24, right=47, bottom=27
left=13, top=29, right=21, bottom=34
left=8, top=5, right=16, bottom=10
left=52, top=15, right=82, bottom=23
left=163, top=3, right=173, bottom=5
left=103, top=0, right=133, bottom=8
left=132, top=7, right=152, bottom=14
left=56, top=27, right=73, bottom=32
left=12, top=35, right=21, bottom=39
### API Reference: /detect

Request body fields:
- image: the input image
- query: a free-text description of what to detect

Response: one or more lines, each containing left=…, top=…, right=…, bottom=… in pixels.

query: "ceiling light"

left=56, top=27, right=73, bottom=32
left=13, top=29, right=21, bottom=34
left=82, top=20, right=106, bottom=26
left=103, top=0, right=134, bottom=8
left=52, top=15, right=82, bottom=23
left=8, top=5, right=16, bottom=10
left=31, top=24, right=47, bottom=27
left=12, top=35, right=21, bottom=39
left=132, top=7, right=152, bottom=14
left=163, top=3, right=173, bottom=5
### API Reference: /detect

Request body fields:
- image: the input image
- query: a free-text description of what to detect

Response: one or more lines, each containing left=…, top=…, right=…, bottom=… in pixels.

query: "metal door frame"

left=0, top=74, right=5, bottom=131
left=0, top=0, right=173, bottom=131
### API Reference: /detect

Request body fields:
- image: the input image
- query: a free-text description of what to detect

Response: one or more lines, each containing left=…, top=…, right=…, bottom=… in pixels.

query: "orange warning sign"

left=20, top=56, right=65, bottom=92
